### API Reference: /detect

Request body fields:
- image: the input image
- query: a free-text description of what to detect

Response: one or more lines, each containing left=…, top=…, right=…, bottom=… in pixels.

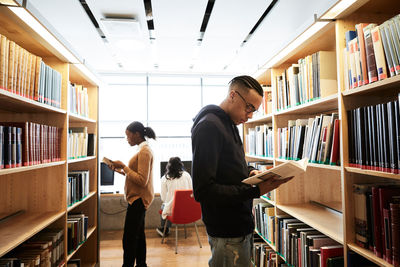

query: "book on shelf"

left=67, top=170, right=90, bottom=206
left=0, top=122, right=60, bottom=169
left=0, top=33, right=62, bottom=107
left=277, top=113, right=340, bottom=165
left=3, top=227, right=64, bottom=267
left=245, top=124, right=273, bottom=158
left=275, top=51, right=337, bottom=111
left=68, top=127, right=88, bottom=159
left=87, top=133, right=97, bottom=156
left=67, top=213, right=88, bottom=254
left=253, top=239, right=277, bottom=267
left=348, top=98, right=399, bottom=173
left=390, top=203, right=400, bottom=267
left=353, top=182, right=400, bottom=265
left=242, top=157, right=308, bottom=185
left=69, top=83, right=89, bottom=117
left=254, top=202, right=275, bottom=244
left=344, top=14, right=400, bottom=90
left=262, top=86, right=272, bottom=115
left=320, top=245, right=343, bottom=267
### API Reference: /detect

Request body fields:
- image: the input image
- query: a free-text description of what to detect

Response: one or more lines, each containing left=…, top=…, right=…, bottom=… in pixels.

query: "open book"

left=102, top=157, right=114, bottom=166
left=242, top=158, right=309, bottom=185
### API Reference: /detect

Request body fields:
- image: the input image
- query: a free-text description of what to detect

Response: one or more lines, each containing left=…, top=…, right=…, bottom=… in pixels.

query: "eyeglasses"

left=234, top=90, right=257, bottom=114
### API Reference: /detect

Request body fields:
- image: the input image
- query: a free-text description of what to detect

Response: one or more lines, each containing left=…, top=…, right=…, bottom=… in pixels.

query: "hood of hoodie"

left=192, top=104, right=241, bottom=143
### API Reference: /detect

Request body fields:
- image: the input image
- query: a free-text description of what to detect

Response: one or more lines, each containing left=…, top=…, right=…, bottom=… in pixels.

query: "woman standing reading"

left=107, top=121, right=156, bottom=267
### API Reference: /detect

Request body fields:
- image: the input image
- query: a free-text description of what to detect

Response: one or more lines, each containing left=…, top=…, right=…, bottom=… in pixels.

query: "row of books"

left=275, top=51, right=337, bottom=111
left=246, top=124, right=273, bottom=158
left=67, top=214, right=88, bottom=254
left=0, top=122, right=60, bottom=169
left=68, top=83, right=89, bottom=117
left=277, top=113, right=340, bottom=165
left=252, top=86, right=273, bottom=119
left=68, top=127, right=96, bottom=159
left=254, top=203, right=275, bottom=245
left=0, top=227, right=64, bottom=267
left=0, top=34, right=62, bottom=108
left=348, top=96, right=399, bottom=173
left=67, top=170, right=90, bottom=207
left=277, top=215, right=343, bottom=267
left=353, top=183, right=400, bottom=266
left=253, top=237, right=278, bottom=267
left=248, top=161, right=275, bottom=201
left=344, top=14, right=400, bottom=90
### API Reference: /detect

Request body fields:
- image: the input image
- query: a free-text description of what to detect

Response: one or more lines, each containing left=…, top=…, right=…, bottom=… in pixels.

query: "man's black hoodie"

left=191, top=105, right=260, bottom=238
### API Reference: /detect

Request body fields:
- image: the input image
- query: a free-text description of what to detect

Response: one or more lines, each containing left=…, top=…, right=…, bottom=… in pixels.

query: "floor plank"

left=100, top=226, right=211, bottom=267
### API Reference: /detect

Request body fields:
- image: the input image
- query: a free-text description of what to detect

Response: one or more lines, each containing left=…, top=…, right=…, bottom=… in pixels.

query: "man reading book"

left=191, top=75, right=293, bottom=267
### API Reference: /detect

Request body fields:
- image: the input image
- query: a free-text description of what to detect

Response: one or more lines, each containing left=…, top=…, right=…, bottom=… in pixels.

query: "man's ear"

left=229, top=90, right=235, bottom=101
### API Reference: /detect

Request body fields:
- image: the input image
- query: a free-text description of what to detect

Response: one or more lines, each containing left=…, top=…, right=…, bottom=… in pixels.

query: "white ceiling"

left=28, top=0, right=338, bottom=78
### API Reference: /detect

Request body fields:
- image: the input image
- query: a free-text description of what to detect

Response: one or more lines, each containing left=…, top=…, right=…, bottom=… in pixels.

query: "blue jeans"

left=208, top=233, right=253, bottom=267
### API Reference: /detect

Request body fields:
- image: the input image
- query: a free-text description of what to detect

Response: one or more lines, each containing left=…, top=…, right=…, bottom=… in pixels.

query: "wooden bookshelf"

left=67, top=191, right=97, bottom=212
left=0, top=211, right=65, bottom=256
left=277, top=203, right=343, bottom=244
left=275, top=158, right=341, bottom=171
left=247, top=113, right=273, bottom=124
left=342, top=71, right=400, bottom=97
left=0, top=89, right=67, bottom=114
left=247, top=1, right=400, bottom=266
left=345, top=167, right=400, bottom=180
left=245, top=154, right=274, bottom=162
left=260, top=195, right=275, bottom=206
left=68, top=156, right=97, bottom=164
left=275, top=94, right=338, bottom=116
left=66, top=226, right=96, bottom=261
left=0, top=161, right=66, bottom=175
left=347, top=243, right=394, bottom=267
left=254, top=228, right=276, bottom=252
left=69, top=113, right=97, bottom=123
left=0, top=3, right=99, bottom=265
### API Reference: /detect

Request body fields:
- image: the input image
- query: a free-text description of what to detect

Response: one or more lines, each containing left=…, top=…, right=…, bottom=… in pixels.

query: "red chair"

left=161, top=189, right=202, bottom=253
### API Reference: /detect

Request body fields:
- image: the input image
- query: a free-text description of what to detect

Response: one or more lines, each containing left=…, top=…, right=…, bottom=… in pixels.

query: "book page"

left=242, top=158, right=308, bottom=185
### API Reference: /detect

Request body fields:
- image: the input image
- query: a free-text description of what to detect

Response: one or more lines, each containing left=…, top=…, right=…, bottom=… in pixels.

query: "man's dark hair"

left=229, top=75, right=263, bottom=96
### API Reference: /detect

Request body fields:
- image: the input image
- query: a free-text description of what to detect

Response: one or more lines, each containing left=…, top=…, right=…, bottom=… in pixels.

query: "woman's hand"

left=111, top=160, right=125, bottom=169
left=114, top=169, right=125, bottom=175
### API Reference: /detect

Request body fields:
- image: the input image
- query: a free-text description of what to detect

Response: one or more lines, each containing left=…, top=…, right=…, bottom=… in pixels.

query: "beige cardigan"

left=122, top=141, right=154, bottom=209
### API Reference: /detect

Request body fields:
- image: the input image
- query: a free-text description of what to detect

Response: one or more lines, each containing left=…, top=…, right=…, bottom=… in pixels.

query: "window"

left=99, top=74, right=234, bottom=194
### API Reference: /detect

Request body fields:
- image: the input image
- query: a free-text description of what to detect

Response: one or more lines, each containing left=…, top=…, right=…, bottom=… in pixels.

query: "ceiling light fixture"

left=8, top=6, right=80, bottom=64
left=321, top=0, right=357, bottom=19
left=100, top=17, right=142, bottom=39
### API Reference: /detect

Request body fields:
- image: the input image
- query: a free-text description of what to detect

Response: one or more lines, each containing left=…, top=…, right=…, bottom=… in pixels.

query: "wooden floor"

left=100, top=226, right=211, bottom=267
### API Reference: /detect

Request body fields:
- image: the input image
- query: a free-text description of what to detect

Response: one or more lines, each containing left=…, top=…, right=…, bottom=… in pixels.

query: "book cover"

left=242, top=157, right=308, bottom=185
left=356, top=23, right=370, bottom=85
left=363, top=24, right=378, bottom=83
left=320, top=245, right=343, bottom=267
left=390, top=203, right=400, bottom=267
left=371, top=26, right=388, bottom=80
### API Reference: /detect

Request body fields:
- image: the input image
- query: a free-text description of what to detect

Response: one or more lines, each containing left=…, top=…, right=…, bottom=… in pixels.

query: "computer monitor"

left=160, top=160, right=192, bottom=178
left=100, top=162, right=115, bottom=186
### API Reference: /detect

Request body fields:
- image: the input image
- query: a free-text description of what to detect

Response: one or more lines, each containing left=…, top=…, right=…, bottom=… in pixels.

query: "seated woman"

left=157, top=157, right=192, bottom=237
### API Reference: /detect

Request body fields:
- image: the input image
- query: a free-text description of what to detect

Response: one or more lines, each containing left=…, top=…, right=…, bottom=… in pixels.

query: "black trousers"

left=123, top=198, right=147, bottom=267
